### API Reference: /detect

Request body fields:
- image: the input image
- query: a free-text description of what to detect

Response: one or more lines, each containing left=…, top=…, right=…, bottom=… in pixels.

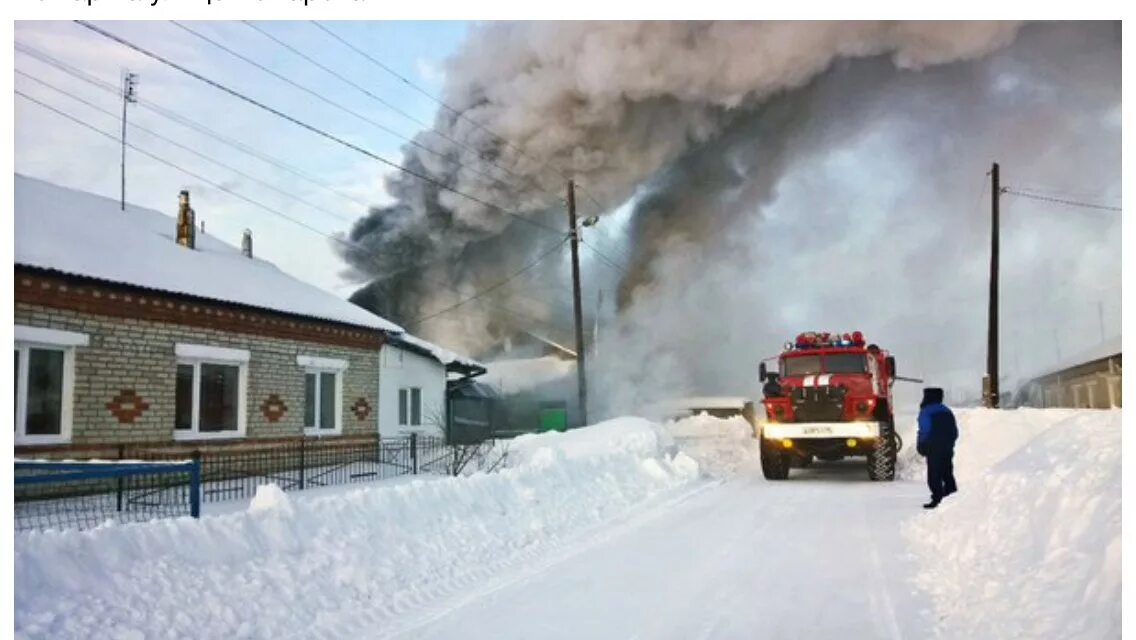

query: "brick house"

left=13, top=175, right=405, bottom=455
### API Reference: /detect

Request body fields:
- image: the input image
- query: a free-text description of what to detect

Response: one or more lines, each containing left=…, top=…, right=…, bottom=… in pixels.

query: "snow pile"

left=903, top=409, right=1120, bottom=639
left=14, top=417, right=700, bottom=639
left=247, top=483, right=293, bottom=516
left=897, top=407, right=1079, bottom=481
left=662, top=413, right=760, bottom=478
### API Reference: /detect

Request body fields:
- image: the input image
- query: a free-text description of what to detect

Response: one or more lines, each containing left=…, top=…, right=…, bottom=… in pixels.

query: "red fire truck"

left=757, top=331, right=900, bottom=481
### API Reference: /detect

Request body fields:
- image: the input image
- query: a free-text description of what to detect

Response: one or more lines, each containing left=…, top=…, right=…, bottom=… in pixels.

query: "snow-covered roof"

left=14, top=174, right=403, bottom=334
left=390, top=333, right=484, bottom=370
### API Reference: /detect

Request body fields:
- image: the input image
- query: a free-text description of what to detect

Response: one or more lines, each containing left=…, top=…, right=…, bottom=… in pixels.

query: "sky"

left=14, top=20, right=469, bottom=297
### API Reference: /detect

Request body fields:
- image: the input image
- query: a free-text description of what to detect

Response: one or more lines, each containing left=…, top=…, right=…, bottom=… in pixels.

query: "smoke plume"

left=340, top=21, right=1120, bottom=417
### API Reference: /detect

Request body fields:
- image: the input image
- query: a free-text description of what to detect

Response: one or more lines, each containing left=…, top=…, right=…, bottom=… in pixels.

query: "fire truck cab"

left=757, top=331, right=898, bottom=481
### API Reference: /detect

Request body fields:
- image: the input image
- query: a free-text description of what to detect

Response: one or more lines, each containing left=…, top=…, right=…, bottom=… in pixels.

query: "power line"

left=306, top=20, right=640, bottom=268
left=579, top=239, right=629, bottom=275
left=16, top=69, right=357, bottom=225
left=241, top=20, right=528, bottom=189
left=74, top=20, right=561, bottom=236
left=409, top=239, right=569, bottom=326
left=168, top=21, right=519, bottom=195
left=17, top=89, right=356, bottom=243
left=1001, top=188, right=1121, bottom=212
left=15, top=41, right=376, bottom=211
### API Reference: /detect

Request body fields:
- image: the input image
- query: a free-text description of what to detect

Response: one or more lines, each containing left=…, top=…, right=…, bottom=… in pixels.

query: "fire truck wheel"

left=867, top=422, right=897, bottom=481
left=761, top=441, right=791, bottom=480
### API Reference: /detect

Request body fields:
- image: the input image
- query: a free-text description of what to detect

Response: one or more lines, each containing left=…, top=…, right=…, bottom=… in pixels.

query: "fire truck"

left=756, top=331, right=900, bottom=481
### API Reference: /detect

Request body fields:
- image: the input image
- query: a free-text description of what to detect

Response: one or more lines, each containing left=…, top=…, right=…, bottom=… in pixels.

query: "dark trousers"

left=925, top=446, right=957, bottom=499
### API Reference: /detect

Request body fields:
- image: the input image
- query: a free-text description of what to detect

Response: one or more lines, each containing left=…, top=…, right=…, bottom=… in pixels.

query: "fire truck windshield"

left=781, top=353, right=867, bottom=376
left=782, top=355, right=821, bottom=376
left=823, top=353, right=868, bottom=373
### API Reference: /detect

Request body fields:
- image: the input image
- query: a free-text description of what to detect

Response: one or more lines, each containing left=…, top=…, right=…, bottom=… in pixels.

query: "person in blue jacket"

left=916, top=387, right=958, bottom=509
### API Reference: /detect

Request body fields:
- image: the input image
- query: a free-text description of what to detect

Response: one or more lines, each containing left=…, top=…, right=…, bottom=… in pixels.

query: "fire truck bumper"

left=761, top=421, right=880, bottom=440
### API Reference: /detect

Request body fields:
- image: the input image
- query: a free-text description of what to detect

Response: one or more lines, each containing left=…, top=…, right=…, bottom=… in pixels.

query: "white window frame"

left=174, top=343, right=249, bottom=441
left=14, top=326, right=87, bottom=445
left=298, top=355, right=347, bottom=437
left=398, top=386, right=423, bottom=427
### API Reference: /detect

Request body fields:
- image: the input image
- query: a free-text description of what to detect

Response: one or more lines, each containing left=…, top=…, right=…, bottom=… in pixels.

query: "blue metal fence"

left=14, top=459, right=201, bottom=532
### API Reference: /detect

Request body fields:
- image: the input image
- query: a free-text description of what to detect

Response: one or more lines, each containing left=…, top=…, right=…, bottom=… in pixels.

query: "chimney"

left=176, top=190, right=196, bottom=249
left=241, top=229, right=253, bottom=258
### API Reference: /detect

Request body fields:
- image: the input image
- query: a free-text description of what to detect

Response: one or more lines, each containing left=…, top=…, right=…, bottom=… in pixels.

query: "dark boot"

left=923, top=497, right=941, bottom=509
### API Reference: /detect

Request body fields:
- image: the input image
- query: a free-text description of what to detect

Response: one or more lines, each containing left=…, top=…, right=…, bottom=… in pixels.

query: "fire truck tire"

left=867, top=421, right=897, bottom=481
left=761, top=441, right=791, bottom=480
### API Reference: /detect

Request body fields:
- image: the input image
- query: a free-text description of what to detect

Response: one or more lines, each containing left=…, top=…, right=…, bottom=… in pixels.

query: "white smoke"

left=340, top=21, right=1120, bottom=418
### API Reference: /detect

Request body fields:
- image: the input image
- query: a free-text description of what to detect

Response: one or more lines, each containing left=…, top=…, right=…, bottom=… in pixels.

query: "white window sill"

left=303, top=428, right=343, bottom=437
left=175, top=343, right=250, bottom=363
left=296, top=355, right=349, bottom=371
left=15, top=435, right=72, bottom=446
left=173, top=430, right=246, bottom=442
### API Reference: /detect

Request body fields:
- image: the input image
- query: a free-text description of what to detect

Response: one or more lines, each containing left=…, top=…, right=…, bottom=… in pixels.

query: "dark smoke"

left=338, top=21, right=1119, bottom=417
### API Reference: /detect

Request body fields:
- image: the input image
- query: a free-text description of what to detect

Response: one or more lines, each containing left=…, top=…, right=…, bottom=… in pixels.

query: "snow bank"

left=903, top=409, right=1120, bottom=639
left=14, top=417, right=700, bottom=639
left=662, top=413, right=760, bottom=478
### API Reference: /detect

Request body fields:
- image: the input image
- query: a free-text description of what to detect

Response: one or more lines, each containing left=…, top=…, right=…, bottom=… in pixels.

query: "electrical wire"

left=242, top=20, right=527, bottom=188
left=16, top=69, right=356, bottom=225
left=408, top=239, right=569, bottom=326
left=74, top=20, right=563, bottom=236
left=16, top=41, right=375, bottom=210
left=1001, top=188, right=1121, bottom=213
left=169, top=21, right=518, bottom=195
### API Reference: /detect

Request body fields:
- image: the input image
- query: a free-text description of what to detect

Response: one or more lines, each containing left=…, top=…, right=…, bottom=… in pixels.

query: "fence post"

left=298, top=438, right=306, bottom=491
left=411, top=432, right=418, bottom=475
left=116, top=444, right=125, bottom=513
left=190, top=450, right=202, bottom=519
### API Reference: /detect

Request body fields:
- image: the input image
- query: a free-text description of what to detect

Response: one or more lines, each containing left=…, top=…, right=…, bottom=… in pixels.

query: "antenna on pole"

left=120, top=71, right=139, bottom=211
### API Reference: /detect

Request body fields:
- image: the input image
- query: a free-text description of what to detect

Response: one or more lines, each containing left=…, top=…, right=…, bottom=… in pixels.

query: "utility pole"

left=120, top=71, right=138, bottom=211
left=986, top=162, right=1000, bottom=408
left=567, top=180, right=588, bottom=427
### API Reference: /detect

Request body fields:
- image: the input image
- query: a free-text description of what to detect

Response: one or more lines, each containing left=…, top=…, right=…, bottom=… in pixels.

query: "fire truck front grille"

left=790, top=386, right=846, bottom=422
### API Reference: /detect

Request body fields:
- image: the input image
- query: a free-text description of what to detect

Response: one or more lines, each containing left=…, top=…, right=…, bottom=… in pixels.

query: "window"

left=782, top=355, right=822, bottom=377
left=14, top=326, right=87, bottom=445
left=823, top=354, right=868, bottom=374
left=174, top=344, right=248, bottom=440
left=297, top=355, right=346, bottom=436
left=398, top=387, right=422, bottom=426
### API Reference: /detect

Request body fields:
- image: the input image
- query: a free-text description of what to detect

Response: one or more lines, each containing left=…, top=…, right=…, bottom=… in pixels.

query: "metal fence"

left=14, top=459, right=201, bottom=532
left=121, top=434, right=455, bottom=504
left=14, top=434, right=500, bottom=532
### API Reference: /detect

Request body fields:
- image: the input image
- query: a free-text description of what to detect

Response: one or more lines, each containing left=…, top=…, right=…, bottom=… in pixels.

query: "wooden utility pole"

left=986, top=162, right=1000, bottom=408
left=567, top=180, right=588, bottom=426
left=120, top=71, right=138, bottom=211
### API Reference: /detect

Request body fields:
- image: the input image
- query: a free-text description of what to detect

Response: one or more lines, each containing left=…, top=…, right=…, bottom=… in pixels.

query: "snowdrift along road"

left=14, top=409, right=1120, bottom=639
left=15, top=418, right=700, bottom=639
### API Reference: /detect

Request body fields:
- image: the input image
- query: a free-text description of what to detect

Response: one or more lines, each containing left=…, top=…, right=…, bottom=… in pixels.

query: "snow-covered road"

left=386, top=462, right=932, bottom=640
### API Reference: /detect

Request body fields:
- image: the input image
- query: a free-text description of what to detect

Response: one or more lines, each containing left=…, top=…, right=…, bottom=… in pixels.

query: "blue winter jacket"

left=917, top=402, right=959, bottom=451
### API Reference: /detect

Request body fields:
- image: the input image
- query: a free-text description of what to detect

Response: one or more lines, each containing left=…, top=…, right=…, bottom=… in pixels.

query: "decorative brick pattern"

left=15, top=268, right=385, bottom=350
left=351, top=398, right=372, bottom=421
left=14, top=295, right=383, bottom=449
left=260, top=394, right=289, bottom=423
left=105, top=389, right=151, bottom=424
